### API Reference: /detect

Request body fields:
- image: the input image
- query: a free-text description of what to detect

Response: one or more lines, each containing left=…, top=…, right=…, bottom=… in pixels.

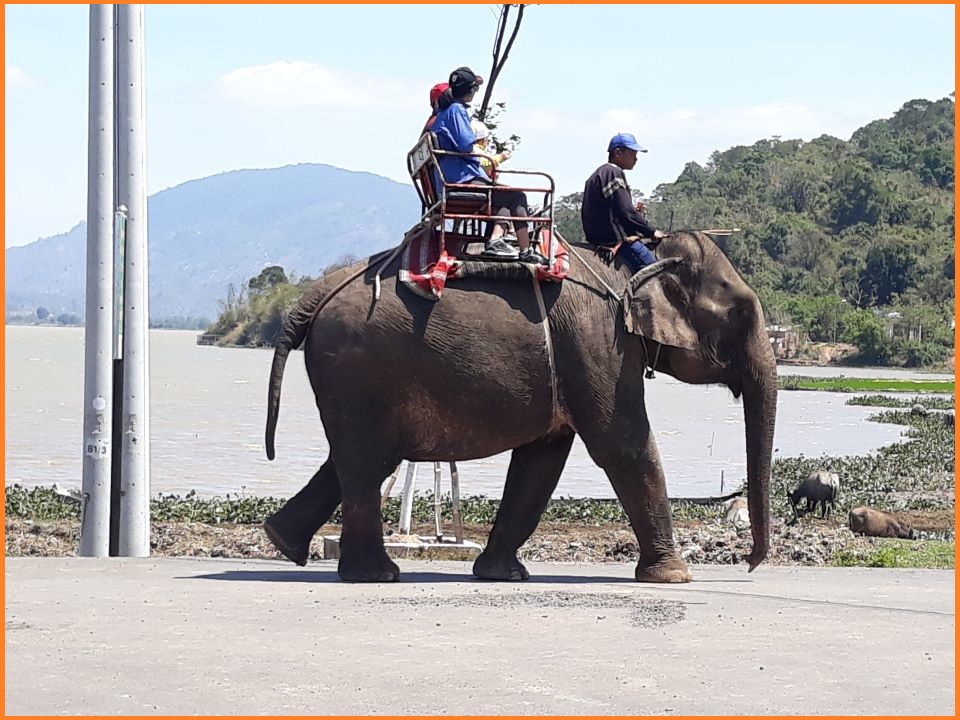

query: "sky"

left=4, top=3, right=955, bottom=248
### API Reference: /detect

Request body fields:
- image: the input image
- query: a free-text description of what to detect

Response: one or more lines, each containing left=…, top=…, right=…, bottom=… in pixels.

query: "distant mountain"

left=5, top=164, right=420, bottom=321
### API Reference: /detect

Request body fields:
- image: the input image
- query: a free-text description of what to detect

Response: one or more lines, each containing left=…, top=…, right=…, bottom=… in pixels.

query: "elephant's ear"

left=623, top=260, right=699, bottom=351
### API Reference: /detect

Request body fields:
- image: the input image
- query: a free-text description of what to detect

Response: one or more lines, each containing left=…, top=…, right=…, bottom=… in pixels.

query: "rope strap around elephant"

left=305, top=247, right=396, bottom=329
left=457, top=261, right=561, bottom=418
left=529, top=269, right=561, bottom=420
left=553, top=229, right=622, bottom=301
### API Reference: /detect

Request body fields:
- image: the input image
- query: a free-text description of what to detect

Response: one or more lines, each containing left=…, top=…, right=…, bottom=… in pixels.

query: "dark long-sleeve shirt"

left=580, top=163, right=656, bottom=246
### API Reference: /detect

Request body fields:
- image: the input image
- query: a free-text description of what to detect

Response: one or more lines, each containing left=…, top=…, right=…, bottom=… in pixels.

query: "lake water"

left=4, top=326, right=953, bottom=499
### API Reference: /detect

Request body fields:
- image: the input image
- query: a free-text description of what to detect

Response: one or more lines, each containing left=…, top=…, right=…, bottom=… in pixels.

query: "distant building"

left=884, top=311, right=929, bottom=343
left=766, top=324, right=803, bottom=359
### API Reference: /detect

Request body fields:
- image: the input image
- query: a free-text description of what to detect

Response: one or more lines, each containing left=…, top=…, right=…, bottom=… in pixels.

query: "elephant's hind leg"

left=263, top=459, right=342, bottom=566
left=336, top=461, right=401, bottom=583
left=473, top=430, right=575, bottom=581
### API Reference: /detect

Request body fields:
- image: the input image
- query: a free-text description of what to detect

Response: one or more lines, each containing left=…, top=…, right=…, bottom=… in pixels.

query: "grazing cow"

left=848, top=506, right=916, bottom=539
left=787, top=470, right=840, bottom=519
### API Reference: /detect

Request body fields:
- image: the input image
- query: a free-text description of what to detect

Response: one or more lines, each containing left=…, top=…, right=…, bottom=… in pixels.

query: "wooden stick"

left=701, top=228, right=741, bottom=235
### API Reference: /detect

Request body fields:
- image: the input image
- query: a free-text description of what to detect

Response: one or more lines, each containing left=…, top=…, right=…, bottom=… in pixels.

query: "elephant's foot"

left=338, top=554, right=401, bottom=583
left=472, top=550, right=530, bottom=581
left=635, top=554, right=693, bottom=583
left=263, top=515, right=310, bottom=567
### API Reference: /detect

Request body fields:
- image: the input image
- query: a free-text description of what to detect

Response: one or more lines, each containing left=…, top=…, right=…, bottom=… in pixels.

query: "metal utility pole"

left=79, top=3, right=150, bottom=557
left=79, top=4, right=115, bottom=557
left=115, top=3, right=150, bottom=557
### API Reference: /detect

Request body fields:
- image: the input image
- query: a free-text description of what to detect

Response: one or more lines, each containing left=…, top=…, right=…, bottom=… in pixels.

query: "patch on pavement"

left=375, top=591, right=686, bottom=628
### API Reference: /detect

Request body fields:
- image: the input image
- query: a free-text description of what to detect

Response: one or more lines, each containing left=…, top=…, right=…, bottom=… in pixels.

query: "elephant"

left=848, top=506, right=915, bottom=539
left=787, top=470, right=840, bottom=519
left=262, top=230, right=777, bottom=583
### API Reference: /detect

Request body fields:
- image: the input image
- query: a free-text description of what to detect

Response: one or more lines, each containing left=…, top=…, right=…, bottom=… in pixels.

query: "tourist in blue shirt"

left=431, top=66, right=542, bottom=264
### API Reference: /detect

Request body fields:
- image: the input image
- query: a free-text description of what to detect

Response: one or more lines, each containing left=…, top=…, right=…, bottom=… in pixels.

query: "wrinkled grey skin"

left=848, top=506, right=915, bottom=539
left=263, top=231, right=777, bottom=583
left=788, top=470, right=840, bottom=519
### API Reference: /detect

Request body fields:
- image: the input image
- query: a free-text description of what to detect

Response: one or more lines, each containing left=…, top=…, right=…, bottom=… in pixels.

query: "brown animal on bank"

left=724, top=496, right=750, bottom=528
left=848, top=506, right=915, bottom=539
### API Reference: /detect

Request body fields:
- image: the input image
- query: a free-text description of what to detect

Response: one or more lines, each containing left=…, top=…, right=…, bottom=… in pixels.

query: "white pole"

left=79, top=4, right=115, bottom=557
left=433, top=462, right=442, bottom=540
left=398, top=462, right=418, bottom=535
left=116, top=3, right=150, bottom=556
left=449, top=461, right=463, bottom=543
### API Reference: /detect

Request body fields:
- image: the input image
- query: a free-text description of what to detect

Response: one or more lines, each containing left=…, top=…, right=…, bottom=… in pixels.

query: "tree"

left=860, top=243, right=918, bottom=306
left=554, top=192, right=584, bottom=243
left=321, top=255, right=359, bottom=276
left=56, top=313, right=81, bottom=326
left=830, top=160, right=892, bottom=230
left=35, top=306, right=49, bottom=320
left=478, top=102, right=521, bottom=154
left=247, top=265, right=288, bottom=296
left=845, top=310, right=891, bottom=365
left=476, top=4, right=526, bottom=123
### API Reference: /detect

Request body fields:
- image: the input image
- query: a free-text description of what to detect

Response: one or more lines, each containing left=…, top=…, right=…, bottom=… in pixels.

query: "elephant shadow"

left=182, top=568, right=643, bottom=585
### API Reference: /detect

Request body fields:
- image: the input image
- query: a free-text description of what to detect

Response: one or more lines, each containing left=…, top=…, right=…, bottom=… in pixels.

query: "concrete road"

left=4, top=558, right=954, bottom=715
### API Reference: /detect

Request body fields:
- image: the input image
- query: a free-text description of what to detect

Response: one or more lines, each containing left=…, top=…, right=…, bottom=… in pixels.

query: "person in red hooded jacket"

left=422, top=82, right=449, bottom=134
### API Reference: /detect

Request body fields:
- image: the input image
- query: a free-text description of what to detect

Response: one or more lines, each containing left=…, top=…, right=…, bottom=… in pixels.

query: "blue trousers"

left=618, top=239, right=657, bottom=272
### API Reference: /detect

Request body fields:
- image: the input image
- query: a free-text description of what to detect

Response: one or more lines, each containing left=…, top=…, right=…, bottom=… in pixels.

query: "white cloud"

left=485, top=100, right=872, bottom=198
left=671, top=108, right=700, bottom=121
left=518, top=101, right=861, bottom=146
left=602, top=108, right=646, bottom=129
left=216, top=60, right=420, bottom=112
left=6, top=65, right=39, bottom=90
left=709, top=102, right=855, bottom=140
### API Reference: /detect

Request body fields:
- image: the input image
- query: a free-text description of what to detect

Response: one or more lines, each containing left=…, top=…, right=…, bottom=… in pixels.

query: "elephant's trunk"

left=741, top=337, right=777, bottom=571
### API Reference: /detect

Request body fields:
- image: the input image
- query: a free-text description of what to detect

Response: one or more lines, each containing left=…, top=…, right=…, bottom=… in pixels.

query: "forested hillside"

left=556, top=96, right=955, bottom=366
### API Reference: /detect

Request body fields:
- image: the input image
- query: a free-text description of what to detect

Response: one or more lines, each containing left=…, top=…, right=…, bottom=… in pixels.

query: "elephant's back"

left=299, top=263, right=569, bottom=440
left=311, top=263, right=562, bottom=352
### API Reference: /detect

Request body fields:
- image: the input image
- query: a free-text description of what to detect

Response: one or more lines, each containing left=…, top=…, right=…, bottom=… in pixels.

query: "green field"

left=779, top=375, right=954, bottom=393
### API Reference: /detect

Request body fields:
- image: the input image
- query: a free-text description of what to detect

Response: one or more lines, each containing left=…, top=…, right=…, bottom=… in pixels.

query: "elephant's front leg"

left=586, top=428, right=692, bottom=583
left=473, top=430, right=576, bottom=581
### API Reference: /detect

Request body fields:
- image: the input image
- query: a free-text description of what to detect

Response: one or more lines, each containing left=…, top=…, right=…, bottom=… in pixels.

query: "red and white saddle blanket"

left=398, top=226, right=570, bottom=301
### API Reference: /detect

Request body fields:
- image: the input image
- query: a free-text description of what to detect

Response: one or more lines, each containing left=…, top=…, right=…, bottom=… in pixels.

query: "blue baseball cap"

left=608, top=132, right=648, bottom=153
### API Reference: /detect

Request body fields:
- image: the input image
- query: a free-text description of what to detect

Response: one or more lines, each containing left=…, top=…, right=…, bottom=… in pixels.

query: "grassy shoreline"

left=778, top=375, right=954, bottom=393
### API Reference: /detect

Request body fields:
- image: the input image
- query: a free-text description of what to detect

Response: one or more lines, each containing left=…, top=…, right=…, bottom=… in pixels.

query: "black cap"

left=449, top=66, right=482, bottom=97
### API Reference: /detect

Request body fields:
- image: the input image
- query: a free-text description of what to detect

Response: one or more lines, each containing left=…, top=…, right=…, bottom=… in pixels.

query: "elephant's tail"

left=265, top=306, right=313, bottom=461
left=265, top=253, right=387, bottom=460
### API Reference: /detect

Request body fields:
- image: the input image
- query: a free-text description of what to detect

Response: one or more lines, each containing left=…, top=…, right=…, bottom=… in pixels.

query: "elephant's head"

left=622, top=231, right=777, bottom=571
